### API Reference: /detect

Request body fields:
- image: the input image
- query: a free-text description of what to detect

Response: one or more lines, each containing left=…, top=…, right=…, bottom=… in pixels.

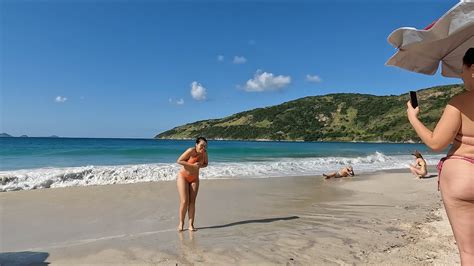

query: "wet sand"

left=0, top=169, right=459, bottom=264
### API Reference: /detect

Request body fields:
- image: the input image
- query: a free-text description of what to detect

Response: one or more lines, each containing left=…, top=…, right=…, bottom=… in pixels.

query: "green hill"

left=155, top=84, right=464, bottom=142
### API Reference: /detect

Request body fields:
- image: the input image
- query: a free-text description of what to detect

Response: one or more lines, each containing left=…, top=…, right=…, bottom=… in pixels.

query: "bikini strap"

left=438, top=155, right=474, bottom=191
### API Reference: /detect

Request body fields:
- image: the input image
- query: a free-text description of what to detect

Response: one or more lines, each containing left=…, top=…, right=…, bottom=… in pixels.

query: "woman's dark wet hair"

left=463, top=48, right=474, bottom=67
left=412, top=150, right=424, bottom=159
left=196, top=137, right=207, bottom=144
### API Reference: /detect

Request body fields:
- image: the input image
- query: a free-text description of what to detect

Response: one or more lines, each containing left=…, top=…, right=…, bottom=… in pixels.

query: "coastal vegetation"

left=155, top=84, right=464, bottom=142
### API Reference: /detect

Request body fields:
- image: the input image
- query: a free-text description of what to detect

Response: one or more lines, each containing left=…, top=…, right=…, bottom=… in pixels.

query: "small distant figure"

left=409, top=150, right=427, bottom=179
left=323, top=166, right=355, bottom=179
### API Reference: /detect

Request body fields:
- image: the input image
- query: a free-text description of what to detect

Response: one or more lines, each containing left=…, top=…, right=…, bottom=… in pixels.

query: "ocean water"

left=0, top=138, right=445, bottom=192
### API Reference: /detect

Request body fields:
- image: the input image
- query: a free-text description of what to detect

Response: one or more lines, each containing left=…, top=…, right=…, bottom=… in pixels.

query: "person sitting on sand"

left=323, top=166, right=354, bottom=179
left=409, top=151, right=427, bottom=179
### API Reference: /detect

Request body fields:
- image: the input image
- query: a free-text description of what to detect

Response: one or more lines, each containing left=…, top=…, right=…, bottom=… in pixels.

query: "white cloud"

left=55, top=96, right=67, bottom=103
left=190, top=81, right=207, bottom=101
left=169, top=98, right=185, bottom=105
left=217, top=55, right=224, bottom=62
left=306, top=74, right=322, bottom=83
left=233, top=56, right=247, bottom=64
left=244, top=70, right=291, bottom=92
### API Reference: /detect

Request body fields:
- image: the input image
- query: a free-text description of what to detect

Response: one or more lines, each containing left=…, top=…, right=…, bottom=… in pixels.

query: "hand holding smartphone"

left=410, top=91, right=418, bottom=108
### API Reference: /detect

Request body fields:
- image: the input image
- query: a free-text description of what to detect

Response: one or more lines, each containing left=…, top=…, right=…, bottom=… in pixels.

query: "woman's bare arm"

left=201, top=152, right=208, bottom=168
left=177, top=148, right=197, bottom=167
left=407, top=100, right=461, bottom=151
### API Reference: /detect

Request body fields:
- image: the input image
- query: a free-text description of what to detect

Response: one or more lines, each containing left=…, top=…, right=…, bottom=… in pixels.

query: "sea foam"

left=0, top=152, right=443, bottom=192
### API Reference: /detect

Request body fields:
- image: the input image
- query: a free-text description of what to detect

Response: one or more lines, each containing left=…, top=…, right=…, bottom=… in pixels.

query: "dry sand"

left=0, top=169, right=459, bottom=265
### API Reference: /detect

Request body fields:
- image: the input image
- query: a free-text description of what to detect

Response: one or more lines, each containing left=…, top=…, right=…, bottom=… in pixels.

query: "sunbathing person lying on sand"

left=323, top=166, right=354, bottom=179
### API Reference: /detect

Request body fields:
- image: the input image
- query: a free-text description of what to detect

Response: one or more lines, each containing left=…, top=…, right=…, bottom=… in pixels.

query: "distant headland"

left=0, top=133, right=60, bottom=138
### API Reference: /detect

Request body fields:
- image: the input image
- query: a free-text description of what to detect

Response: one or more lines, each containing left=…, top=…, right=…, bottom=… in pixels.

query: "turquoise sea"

left=0, top=137, right=444, bottom=191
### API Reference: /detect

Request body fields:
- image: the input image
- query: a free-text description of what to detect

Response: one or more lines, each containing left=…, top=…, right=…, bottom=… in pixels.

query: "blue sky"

left=1, top=0, right=460, bottom=138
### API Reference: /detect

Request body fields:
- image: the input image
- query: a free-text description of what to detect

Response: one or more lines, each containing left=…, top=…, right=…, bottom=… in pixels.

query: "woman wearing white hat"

left=406, top=48, right=474, bottom=265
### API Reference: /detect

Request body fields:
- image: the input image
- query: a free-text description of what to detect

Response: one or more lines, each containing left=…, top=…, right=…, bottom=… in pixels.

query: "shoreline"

left=0, top=168, right=458, bottom=264
left=2, top=136, right=423, bottom=143
left=155, top=137, right=423, bottom=144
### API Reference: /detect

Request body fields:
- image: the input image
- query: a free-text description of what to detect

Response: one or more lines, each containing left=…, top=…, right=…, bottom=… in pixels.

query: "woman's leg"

left=323, top=172, right=337, bottom=179
left=187, top=179, right=200, bottom=231
left=439, top=159, right=474, bottom=265
left=177, top=176, right=189, bottom=231
left=410, top=167, right=425, bottom=178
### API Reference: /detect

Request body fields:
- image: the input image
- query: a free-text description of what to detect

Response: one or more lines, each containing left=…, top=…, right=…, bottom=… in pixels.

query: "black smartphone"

left=410, top=91, right=418, bottom=108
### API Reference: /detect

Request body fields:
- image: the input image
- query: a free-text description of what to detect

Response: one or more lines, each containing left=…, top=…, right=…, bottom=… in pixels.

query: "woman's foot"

left=177, top=222, right=184, bottom=232
left=188, top=225, right=197, bottom=231
left=323, top=174, right=330, bottom=179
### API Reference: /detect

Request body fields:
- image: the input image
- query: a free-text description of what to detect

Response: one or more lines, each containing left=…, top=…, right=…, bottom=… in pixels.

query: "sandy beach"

left=0, top=168, right=459, bottom=265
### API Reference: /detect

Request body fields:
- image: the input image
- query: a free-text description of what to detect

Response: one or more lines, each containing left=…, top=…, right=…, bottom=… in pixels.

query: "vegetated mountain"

left=155, top=84, right=464, bottom=142
left=0, top=133, right=13, bottom=138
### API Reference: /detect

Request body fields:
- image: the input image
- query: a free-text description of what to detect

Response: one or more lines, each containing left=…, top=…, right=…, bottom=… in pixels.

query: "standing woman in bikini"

left=176, top=137, right=208, bottom=232
left=406, top=48, right=474, bottom=265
